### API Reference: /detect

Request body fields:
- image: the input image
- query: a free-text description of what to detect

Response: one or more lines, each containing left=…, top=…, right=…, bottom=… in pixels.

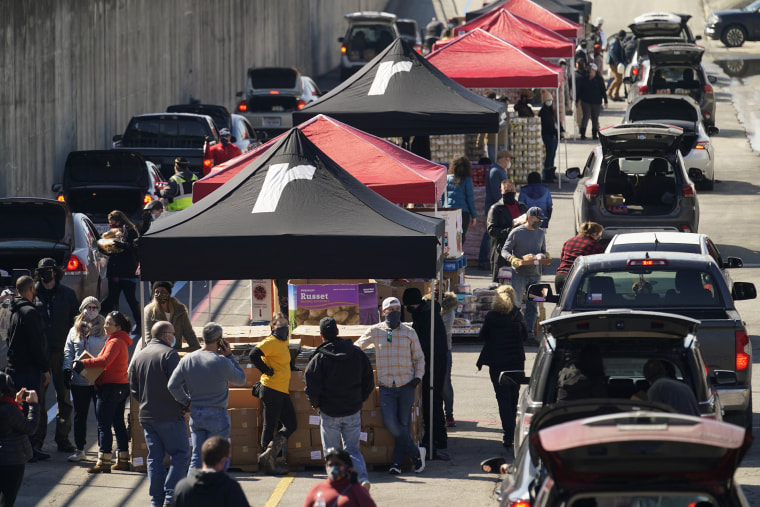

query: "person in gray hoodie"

left=518, top=172, right=553, bottom=229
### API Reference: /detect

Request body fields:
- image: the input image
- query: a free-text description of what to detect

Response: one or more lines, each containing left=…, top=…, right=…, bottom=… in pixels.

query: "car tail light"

left=143, top=194, right=153, bottom=205
left=236, top=101, right=247, bottom=112
left=56, top=194, right=65, bottom=202
left=682, top=183, right=696, bottom=196
left=521, top=412, right=533, bottom=440
left=509, top=502, right=531, bottom=507
left=66, top=254, right=86, bottom=273
left=583, top=182, right=598, bottom=200
left=414, top=43, right=422, bottom=53
left=203, top=158, right=213, bottom=174
left=297, top=99, right=307, bottom=110
left=736, top=330, right=750, bottom=371
left=638, top=84, right=648, bottom=94
left=632, top=67, right=639, bottom=76
left=268, top=90, right=280, bottom=95
left=705, top=84, right=713, bottom=93
left=680, top=224, right=693, bottom=232
left=341, top=44, right=347, bottom=54
left=695, top=141, right=708, bottom=150
left=627, top=259, right=668, bottom=266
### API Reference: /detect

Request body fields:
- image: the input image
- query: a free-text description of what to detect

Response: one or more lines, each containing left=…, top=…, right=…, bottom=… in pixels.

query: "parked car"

left=532, top=410, right=752, bottom=506
left=529, top=251, right=756, bottom=431
left=166, top=103, right=263, bottom=154
left=565, top=123, right=700, bottom=240
left=705, top=0, right=760, bottom=47
left=0, top=198, right=108, bottom=301
left=626, top=42, right=716, bottom=128
left=396, top=18, right=422, bottom=53
left=234, top=67, right=321, bottom=138
left=624, top=94, right=717, bottom=189
left=513, top=309, right=725, bottom=450
left=338, top=11, right=399, bottom=81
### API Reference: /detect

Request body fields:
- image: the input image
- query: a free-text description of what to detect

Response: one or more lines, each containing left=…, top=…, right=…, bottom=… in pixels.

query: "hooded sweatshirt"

left=518, top=183, right=553, bottom=227
left=304, top=338, right=374, bottom=418
left=6, top=297, right=49, bottom=374
left=173, top=469, right=249, bottom=507
left=81, top=330, right=133, bottom=385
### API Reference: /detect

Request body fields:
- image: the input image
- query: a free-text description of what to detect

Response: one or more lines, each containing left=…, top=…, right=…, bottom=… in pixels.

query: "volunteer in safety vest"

left=161, top=158, right=198, bottom=211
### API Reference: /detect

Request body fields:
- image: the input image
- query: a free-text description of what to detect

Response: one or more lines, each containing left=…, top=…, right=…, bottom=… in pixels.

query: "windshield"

left=746, top=0, right=760, bottom=12
left=569, top=269, right=723, bottom=309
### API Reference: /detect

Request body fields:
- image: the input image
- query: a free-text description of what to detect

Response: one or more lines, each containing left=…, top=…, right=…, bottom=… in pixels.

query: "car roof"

left=579, top=250, right=716, bottom=268
left=608, top=231, right=705, bottom=247
left=541, top=309, right=700, bottom=341
left=344, top=11, right=397, bottom=23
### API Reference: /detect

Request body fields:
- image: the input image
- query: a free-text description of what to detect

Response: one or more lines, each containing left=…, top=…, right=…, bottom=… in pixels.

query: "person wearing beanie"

left=304, top=317, right=375, bottom=490
left=143, top=281, right=200, bottom=352
left=62, top=297, right=108, bottom=462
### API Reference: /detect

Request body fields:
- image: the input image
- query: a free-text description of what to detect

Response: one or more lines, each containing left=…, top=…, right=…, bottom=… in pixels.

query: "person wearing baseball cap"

left=161, top=158, right=198, bottom=211
left=501, top=206, right=551, bottom=345
left=304, top=317, right=375, bottom=489
left=207, top=127, right=241, bottom=173
left=355, top=297, right=426, bottom=475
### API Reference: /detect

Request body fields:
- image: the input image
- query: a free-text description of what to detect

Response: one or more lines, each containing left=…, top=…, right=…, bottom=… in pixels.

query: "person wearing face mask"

left=555, top=222, right=604, bottom=295
left=206, top=128, right=241, bottom=175
left=538, top=90, right=561, bottom=183
left=481, top=150, right=513, bottom=270
left=302, top=448, right=376, bottom=507
left=161, top=158, right=198, bottom=211
left=487, top=179, right=528, bottom=283
left=62, top=296, right=108, bottom=463
left=140, top=200, right=164, bottom=236
left=173, top=436, right=249, bottom=507
left=129, top=321, right=191, bottom=507
left=248, top=313, right=297, bottom=475
left=143, top=281, right=200, bottom=352
left=33, top=257, right=79, bottom=456
left=167, top=322, right=245, bottom=474
left=501, top=207, right=551, bottom=345
left=355, top=298, right=426, bottom=475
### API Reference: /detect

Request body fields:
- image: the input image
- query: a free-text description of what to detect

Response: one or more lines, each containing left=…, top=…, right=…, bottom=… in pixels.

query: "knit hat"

left=152, top=281, right=173, bottom=294
left=79, top=296, right=101, bottom=313
left=37, top=258, right=57, bottom=269
left=402, top=288, right=423, bottom=306
left=319, top=317, right=339, bottom=341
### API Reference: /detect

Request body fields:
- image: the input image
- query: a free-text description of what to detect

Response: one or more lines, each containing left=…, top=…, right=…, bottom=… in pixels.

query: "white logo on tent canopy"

left=368, top=61, right=413, bottom=96
left=251, top=163, right=317, bottom=213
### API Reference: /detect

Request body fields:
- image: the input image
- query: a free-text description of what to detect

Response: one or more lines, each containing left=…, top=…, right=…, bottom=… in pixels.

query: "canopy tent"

left=465, top=0, right=581, bottom=39
left=532, top=0, right=582, bottom=24
left=292, top=38, right=505, bottom=137
left=426, top=29, right=563, bottom=89
left=443, top=9, right=574, bottom=58
left=139, top=128, right=444, bottom=281
left=192, top=114, right=447, bottom=204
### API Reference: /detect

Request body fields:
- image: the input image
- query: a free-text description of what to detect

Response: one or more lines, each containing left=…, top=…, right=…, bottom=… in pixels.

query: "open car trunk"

left=625, top=97, right=701, bottom=156
left=66, top=188, right=145, bottom=228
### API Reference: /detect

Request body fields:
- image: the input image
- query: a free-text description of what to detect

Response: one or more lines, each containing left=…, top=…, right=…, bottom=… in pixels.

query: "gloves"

left=510, top=257, right=522, bottom=269
left=63, top=369, right=73, bottom=389
left=72, top=361, right=85, bottom=374
left=410, top=378, right=421, bottom=388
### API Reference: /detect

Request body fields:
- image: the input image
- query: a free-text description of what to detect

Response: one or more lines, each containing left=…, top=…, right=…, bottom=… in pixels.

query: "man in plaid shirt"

left=555, top=222, right=604, bottom=294
left=355, top=297, right=426, bottom=475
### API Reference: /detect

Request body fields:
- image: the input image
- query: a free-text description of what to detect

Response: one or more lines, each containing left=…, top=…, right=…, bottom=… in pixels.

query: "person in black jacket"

left=403, top=288, right=449, bottom=461
left=487, top=179, right=528, bottom=283
left=304, top=317, right=374, bottom=489
left=5, top=275, right=50, bottom=462
left=476, top=285, right=527, bottom=453
left=578, top=63, right=608, bottom=140
left=34, top=258, right=79, bottom=454
left=0, top=372, right=40, bottom=506
left=100, top=210, right=141, bottom=335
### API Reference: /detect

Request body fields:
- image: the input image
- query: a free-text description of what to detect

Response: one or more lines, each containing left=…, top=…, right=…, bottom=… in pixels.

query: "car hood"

left=625, top=96, right=701, bottom=123
left=648, top=42, right=704, bottom=65
left=541, top=309, right=700, bottom=342
left=599, top=123, right=683, bottom=155
left=64, top=150, right=149, bottom=190
left=710, top=8, right=748, bottom=18
left=533, top=411, right=751, bottom=486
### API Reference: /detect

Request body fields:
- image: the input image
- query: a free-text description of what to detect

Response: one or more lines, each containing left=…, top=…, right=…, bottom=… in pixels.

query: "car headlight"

left=707, top=13, right=720, bottom=25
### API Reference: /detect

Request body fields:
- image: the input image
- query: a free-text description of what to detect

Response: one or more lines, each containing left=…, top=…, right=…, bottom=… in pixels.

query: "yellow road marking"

left=262, top=472, right=296, bottom=507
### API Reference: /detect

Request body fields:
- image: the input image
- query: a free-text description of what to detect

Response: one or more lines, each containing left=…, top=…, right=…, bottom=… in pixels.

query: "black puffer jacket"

left=304, top=338, right=374, bottom=418
left=487, top=200, right=528, bottom=262
left=410, top=301, right=448, bottom=389
left=476, top=308, right=527, bottom=371
left=6, top=297, right=49, bottom=374
left=35, top=282, right=79, bottom=353
left=0, top=401, right=39, bottom=465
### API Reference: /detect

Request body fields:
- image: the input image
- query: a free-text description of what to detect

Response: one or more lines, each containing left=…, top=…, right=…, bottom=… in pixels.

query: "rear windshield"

left=396, top=21, right=418, bottom=38
left=347, top=25, right=396, bottom=56
left=249, top=68, right=298, bottom=89
left=569, top=269, right=723, bottom=309
left=66, top=152, right=146, bottom=184
left=0, top=203, right=66, bottom=240
left=608, top=243, right=701, bottom=254
left=650, top=66, right=703, bottom=94
left=123, top=117, right=210, bottom=148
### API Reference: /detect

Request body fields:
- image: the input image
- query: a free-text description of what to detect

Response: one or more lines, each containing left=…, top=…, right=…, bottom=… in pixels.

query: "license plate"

left=95, top=223, right=111, bottom=235
left=263, top=117, right=281, bottom=127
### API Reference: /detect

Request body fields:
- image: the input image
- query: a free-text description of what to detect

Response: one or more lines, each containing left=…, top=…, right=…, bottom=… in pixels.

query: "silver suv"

left=338, top=11, right=399, bottom=81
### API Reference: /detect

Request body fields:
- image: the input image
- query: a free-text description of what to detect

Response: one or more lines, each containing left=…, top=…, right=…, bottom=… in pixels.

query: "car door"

left=573, top=150, right=597, bottom=232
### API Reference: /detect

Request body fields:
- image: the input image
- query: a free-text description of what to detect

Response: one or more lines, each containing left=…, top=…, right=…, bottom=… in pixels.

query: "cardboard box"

left=76, top=351, right=104, bottom=383
left=291, top=325, right=372, bottom=347
left=250, top=279, right=277, bottom=325
left=288, top=279, right=379, bottom=328
left=228, top=408, right=259, bottom=429
left=229, top=363, right=262, bottom=388
left=361, top=387, right=377, bottom=411
left=228, top=388, right=260, bottom=409
left=286, top=424, right=313, bottom=450
left=310, top=428, right=322, bottom=448
left=360, top=409, right=384, bottom=427
left=192, top=325, right=271, bottom=343
left=362, top=445, right=392, bottom=464
left=230, top=444, right=259, bottom=466
left=290, top=391, right=314, bottom=412
left=286, top=447, right=323, bottom=465
left=289, top=370, right=306, bottom=392
left=414, top=207, right=462, bottom=259
left=442, top=267, right=465, bottom=295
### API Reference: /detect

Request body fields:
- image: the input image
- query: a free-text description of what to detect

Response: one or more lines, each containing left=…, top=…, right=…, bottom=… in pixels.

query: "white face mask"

left=545, top=100, right=553, bottom=107
left=83, top=309, right=99, bottom=321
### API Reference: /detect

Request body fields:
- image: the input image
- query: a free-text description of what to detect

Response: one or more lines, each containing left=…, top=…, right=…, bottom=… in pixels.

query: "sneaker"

left=445, top=414, right=456, bottom=427
left=32, top=449, right=51, bottom=462
left=388, top=463, right=402, bottom=475
left=415, top=447, right=426, bottom=473
left=57, top=440, right=76, bottom=453
left=68, top=449, right=86, bottom=462
left=361, top=481, right=371, bottom=491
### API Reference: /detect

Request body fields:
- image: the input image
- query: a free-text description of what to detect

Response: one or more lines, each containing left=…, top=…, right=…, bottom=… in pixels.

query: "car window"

left=125, top=118, right=209, bottom=147
left=616, top=156, right=673, bottom=178
left=608, top=243, right=701, bottom=254
left=348, top=25, right=395, bottom=58
left=80, top=216, right=99, bottom=245
left=570, top=269, right=723, bottom=309
left=604, top=357, right=684, bottom=380
left=651, top=65, right=703, bottom=95
left=705, top=239, right=724, bottom=267
left=233, top=117, right=248, bottom=140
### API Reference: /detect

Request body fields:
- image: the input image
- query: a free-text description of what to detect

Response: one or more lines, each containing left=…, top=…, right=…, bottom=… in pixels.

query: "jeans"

left=511, top=270, right=541, bottom=339
left=379, top=384, right=420, bottom=465
left=188, top=406, right=230, bottom=472
left=49, top=350, right=73, bottom=445
left=542, top=133, right=558, bottom=174
left=101, top=277, right=141, bottom=332
left=95, top=383, right=129, bottom=454
left=142, top=420, right=191, bottom=507
left=260, top=386, right=297, bottom=450
left=320, top=411, right=368, bottom=483
left=580, top=102, right=602, bottom=137
left=442, top=350, right=454, bottom=417
left=71, top=385, right=97, bottom=450
left=489, top=367, right=520, bottom=445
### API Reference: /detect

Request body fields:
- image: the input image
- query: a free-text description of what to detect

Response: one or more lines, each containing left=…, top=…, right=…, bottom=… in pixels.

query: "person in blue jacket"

left=518, top=172, right=553, bottom=229
left=444, top=156, right=477, bottom=244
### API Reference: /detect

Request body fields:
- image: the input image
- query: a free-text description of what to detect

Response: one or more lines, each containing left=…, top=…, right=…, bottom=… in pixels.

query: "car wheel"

left=721, top=25, right=746, bottom=48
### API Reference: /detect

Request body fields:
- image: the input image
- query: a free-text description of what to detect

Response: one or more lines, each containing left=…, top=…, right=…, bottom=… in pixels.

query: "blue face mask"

left=385, top=310, right=401, bottom=329
left=327, top=464, right=349, bottom=482
left=171, top=335, right=177, bottom=348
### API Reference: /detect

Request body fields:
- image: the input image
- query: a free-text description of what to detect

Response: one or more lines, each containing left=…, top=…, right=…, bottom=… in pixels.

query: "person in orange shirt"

left=207, top=128, right=241, bottom=172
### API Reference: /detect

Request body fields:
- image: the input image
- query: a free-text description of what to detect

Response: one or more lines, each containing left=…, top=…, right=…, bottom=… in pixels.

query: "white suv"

left=338, top=11, right=399, bottom=81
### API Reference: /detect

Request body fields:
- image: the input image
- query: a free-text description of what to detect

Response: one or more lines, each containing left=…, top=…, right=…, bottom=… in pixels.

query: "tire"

left=721, top=25, right=746, bottom=48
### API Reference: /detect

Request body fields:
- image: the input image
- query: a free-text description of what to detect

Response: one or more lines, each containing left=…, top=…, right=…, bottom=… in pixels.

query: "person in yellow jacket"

left=161, top=158, right=198, bottom=211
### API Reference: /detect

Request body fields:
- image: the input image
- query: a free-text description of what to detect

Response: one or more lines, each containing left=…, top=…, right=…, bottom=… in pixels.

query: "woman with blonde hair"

left=444, top=156, right=477, bottom=244
left=476, top=285, right=527, bottom=452
left=555, top=222, right=604, bottom=294
left=62, top=297, right=108, bottom=462
left=100, top=210, right=141, bottom=334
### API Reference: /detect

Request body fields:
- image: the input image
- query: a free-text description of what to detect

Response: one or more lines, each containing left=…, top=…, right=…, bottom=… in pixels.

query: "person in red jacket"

left=206, top=128, right=241, bottom=174
left=303, top=448, right=376, bottom=507
left=73, top=311, right=133, bottom=474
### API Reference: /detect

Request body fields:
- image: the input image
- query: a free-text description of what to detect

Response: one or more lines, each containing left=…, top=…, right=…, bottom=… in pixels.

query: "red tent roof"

left=426, top=29, right=563, bottom=89
left=192, top=115, right=447, bottom=204
left=439, top=9, right=574, bottom=58
left=465, top=0, right=581, bottom=39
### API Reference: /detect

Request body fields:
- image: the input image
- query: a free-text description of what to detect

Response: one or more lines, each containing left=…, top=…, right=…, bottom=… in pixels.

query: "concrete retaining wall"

left=0, top=0, right=385, bottom=197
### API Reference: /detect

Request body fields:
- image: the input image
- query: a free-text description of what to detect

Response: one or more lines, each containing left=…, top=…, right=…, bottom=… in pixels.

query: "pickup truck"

left=112, top=112, right=219, bottom=179
left=529, top=250, right=757, bottom=432
left=166, top=103, right=265, bottom=154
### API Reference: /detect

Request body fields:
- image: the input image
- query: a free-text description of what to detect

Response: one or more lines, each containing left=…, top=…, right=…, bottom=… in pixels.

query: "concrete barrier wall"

left=0, top=0, right=385, bottom=197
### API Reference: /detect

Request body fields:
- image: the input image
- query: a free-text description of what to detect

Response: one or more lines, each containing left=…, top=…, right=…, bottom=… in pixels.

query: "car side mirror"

left=112, top=134, right=123, bottom=143
left=51, top=183, right=62, bottom=193
left=708, top=74, right=718, bottom=84
left=711, top=369, right=738, bottom=386
left=724, top=256, right=743, bottom=269
left=732, top=282, right=756, bottom=301
left=695, top=35, right=702, bottom=41
left=708, top=125, right=719, bottom=136
left=565, top=167, right=581, bottom=180
left=338, top=37, right=345, bottom=43
left=688, top=168, right=704, bottom=181
left=528, top=283, right=559, bottom=304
